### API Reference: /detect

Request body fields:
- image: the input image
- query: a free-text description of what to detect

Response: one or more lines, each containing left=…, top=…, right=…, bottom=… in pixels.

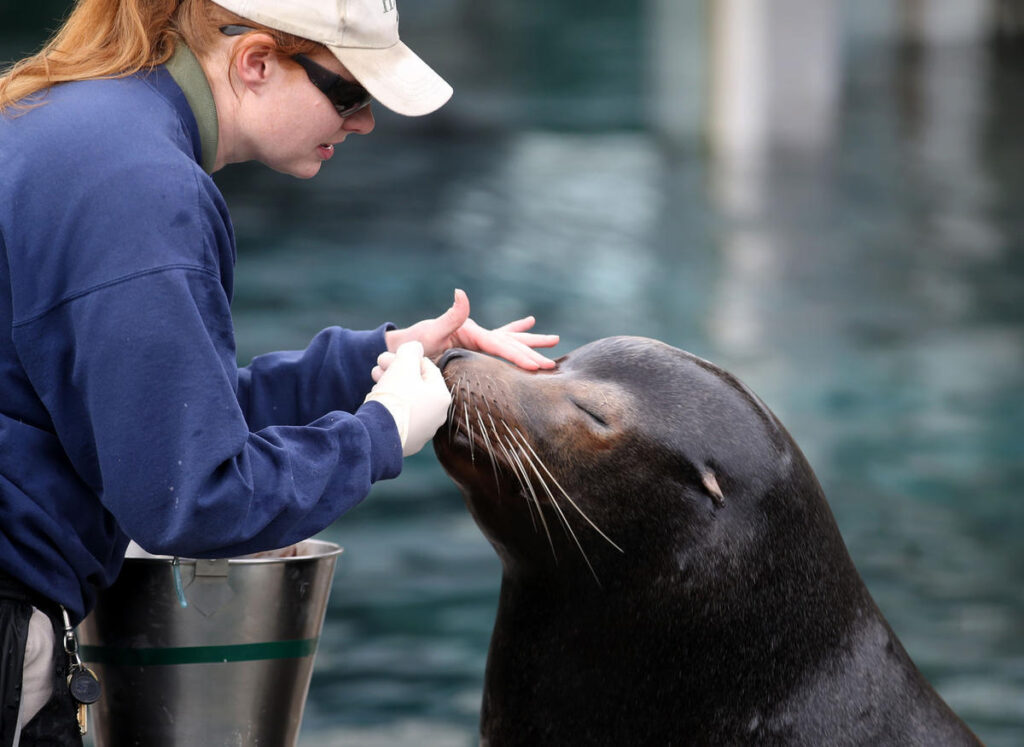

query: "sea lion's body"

left=433, top=337, right=980, bottom=746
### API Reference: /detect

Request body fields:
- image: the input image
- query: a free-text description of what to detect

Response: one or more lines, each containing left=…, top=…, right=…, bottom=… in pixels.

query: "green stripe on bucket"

left=80, top=638, right=318, bottom=666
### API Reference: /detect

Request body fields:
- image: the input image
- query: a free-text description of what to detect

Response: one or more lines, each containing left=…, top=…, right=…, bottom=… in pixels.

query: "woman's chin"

left=273, top=159, right=323, bottom=180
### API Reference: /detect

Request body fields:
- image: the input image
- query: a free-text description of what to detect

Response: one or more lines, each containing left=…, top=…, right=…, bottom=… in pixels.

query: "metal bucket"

left=78, top=539, right=342, bottom=747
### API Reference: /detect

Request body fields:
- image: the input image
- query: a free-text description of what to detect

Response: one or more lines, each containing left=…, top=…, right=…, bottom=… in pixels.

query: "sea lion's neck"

left=484, top=567, right=952, bottom=744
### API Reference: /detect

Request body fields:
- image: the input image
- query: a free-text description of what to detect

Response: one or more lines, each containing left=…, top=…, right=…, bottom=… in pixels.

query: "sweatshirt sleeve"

left=236, top=323, right=393, bottom=430
left=11, top=267, right=404, bottom=558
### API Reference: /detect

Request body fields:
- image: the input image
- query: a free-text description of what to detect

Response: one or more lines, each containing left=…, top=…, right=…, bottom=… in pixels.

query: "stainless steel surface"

left=78, top=540, right=342, bottom=747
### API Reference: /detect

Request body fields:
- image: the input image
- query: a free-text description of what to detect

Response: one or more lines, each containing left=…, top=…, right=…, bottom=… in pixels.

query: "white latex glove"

left=364, top=341, right=452, bottom=457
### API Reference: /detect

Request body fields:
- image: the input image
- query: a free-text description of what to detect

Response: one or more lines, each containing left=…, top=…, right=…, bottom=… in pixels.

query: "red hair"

left=0, top=0, right=319, bottom=111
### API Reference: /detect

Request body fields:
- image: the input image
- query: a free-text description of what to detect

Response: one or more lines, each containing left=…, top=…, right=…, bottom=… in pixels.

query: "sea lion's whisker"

left=503, top=435, right=549, bottom=549
left=486, top=413, right=502, bottom=444
left=508, top=429, right=602, bottom=584
left=487, top=412, right=521, bottom=504
left=505, top=431, right=563, bottom=536
left=515, top=449, right=566, bottom=557
left=493, top=433, right=540, bottom=531
left=449, top=377, right=467, bottom=444
left=502, top=433, right=556, bottom=560
left=497, top=422, right=577, bottom=557
left=463, top=400, right=475, bottom=463
left=446, top=376, right=462, bottom=423
left=475, top=409, right=501, bottom=489
left=512, top=426, right=624, bottom=554
left=502, top=439, right=543, bottom=535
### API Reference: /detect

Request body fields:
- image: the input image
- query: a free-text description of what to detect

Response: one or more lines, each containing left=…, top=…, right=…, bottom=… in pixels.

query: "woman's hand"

left=365, top=341, right=451, bottom=457
left=385, top=289, right=559, bottom=370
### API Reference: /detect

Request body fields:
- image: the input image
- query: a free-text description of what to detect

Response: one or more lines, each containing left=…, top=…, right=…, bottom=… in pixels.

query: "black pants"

left=0, top=573, right=82, bottom=747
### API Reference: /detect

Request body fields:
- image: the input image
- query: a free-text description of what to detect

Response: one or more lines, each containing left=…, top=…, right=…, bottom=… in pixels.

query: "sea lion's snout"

left=437, top=348, right=468, bottom=371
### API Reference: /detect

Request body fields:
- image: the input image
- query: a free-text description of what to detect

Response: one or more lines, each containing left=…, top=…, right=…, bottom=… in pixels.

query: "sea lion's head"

left=433, top=336, right=822, bottom=588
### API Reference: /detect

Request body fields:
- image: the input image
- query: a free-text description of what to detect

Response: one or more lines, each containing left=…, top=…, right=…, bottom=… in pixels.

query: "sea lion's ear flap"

left=701, top=470, right=725, bottom=507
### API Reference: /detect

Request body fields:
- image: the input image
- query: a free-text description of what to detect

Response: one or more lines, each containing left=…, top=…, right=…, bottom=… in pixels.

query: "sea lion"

left=432, top=336, right=981, bottom=746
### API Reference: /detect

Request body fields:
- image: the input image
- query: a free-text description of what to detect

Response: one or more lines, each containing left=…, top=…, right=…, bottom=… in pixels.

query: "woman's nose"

left=342, top=103, right=375, bottom=135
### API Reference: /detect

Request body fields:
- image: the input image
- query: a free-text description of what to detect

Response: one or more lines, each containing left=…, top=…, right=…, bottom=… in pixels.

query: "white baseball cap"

left=212, top=0, right=453, bottom=116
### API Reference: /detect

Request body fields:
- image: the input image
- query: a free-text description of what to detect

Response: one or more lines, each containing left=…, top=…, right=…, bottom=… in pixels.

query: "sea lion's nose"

left=437, top=348, right=468, bottom=371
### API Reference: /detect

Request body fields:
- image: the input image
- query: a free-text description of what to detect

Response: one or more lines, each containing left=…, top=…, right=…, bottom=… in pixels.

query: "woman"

left=0, top=0, right=558, bottom=741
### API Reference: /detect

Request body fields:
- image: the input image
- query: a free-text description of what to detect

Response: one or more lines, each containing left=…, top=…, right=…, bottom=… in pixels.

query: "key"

left=60, top=605, right=100, bottom=735
left=68, top=665, right=101, bottom=736
left=75, top=701, right=87, bottom=735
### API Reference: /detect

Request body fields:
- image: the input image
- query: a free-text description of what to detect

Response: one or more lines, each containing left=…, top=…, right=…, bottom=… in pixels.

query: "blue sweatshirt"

left=0, top=60, right=403, bottom=622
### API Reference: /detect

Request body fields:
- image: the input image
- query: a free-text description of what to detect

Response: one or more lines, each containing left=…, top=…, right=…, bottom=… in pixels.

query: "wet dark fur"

left=433, top=336, right=981, bottom=747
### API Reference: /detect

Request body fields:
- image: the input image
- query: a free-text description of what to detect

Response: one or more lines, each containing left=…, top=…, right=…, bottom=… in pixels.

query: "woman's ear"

left=232, top=35, right=279, bottom=91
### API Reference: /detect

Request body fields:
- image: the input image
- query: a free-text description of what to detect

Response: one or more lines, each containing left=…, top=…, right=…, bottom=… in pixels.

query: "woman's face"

left=246, top=50, right=375, bottom=178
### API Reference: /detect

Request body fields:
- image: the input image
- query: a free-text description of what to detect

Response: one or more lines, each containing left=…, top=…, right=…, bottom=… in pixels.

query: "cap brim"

left=329, top=41, right=453, bottom=117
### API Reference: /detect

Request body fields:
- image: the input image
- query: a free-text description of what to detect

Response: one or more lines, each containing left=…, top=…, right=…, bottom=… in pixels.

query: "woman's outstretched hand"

left=384, top=289, right=559, bottom=371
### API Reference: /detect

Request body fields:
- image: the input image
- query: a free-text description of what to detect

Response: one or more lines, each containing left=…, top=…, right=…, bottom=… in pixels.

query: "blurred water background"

left=4, top=0, right=1023, bottom=744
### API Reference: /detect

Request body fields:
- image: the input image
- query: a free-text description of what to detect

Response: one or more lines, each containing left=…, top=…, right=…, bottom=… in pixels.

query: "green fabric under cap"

left=165, top=43, right=219, bottom=174
left=80, top=638, right=318, bottom=666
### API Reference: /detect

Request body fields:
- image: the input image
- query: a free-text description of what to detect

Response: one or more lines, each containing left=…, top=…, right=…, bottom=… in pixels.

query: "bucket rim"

left=123, top=538, right=343, bottom=565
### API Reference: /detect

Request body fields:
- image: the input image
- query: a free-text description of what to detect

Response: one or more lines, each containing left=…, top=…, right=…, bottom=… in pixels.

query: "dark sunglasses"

left=219, top=25, right=373, bottom=118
